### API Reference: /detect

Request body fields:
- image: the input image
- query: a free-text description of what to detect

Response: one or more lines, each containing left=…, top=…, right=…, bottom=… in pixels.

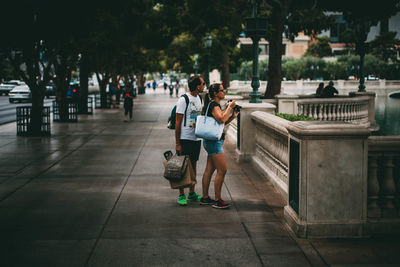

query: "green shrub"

left=275, top=113, right=317, bottom=121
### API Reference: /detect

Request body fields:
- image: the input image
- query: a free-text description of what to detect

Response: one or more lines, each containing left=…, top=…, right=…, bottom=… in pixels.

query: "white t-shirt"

left=176, top=93, right=202, bottom=141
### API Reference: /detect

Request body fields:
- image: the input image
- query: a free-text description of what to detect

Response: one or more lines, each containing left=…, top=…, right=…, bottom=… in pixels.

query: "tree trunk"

left=221, top=47, right=230, bottom=89
left=96, top=72, right=109, bottom=108
left=79, top=53, right=89, bottom=114
left=137, top=72, right=145, bottom=94
left=264, top=4, right=287, bottom=99
left=55, top=65, right=72, bottom=122
left=29, top=84, right=45, bottom=135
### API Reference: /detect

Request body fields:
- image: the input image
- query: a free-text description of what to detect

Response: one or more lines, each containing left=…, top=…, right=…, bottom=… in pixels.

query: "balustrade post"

left=284, top=121, right=370, bottom=237
left=298, top=104, right=304, bottom=116
left=332, top=104, right=337, bottom=121
left=236, top=102, right=276, bottom=162
left=350, top=91, right=378, bottom=130
left=344, top=104, right=349, bottom=121
left=319, top=104, right=324, bottom=120
left=326, top=103, right=330, bottom=120
left=379, top=154, right=397, bottom=217
left=350, top=103, right=354, bottom=120
left=368, top=154, right=381, bottom=217
left=313, top=104, right=318, bottom=120
left=337, top=104, right=342, bottom=120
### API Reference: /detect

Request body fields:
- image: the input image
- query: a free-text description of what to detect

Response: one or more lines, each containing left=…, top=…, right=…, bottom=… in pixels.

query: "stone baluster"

left=357, top=103, right=362, bottom=121
left=349, top=102, right=354, bottom=121
left=342, top=103, right=347, bottom=121
left=345, top=103, right=350, bottom=121
left=327, top=104, right=332, bottom=121
left=379, top=154, right=397, bottom=217
left=353, top=103, right=358, bottom=121
left=353, top=102, right=360, bottom=121
left=331, top=104, right=337, bottom=120
left=319, top=104, right=324, bottom=120
left=298, top=104, right=304, bottom=116
left=313, top=104, right=318, bottom=120
left=368, top=154, right=381, bottom=217
left=308, top=104, right=312, bottom=117
left=337, top=104, right=342, bottom=121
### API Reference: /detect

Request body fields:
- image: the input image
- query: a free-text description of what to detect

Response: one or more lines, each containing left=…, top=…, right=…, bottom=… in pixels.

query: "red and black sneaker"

left=212, top=199, right=231, bottom=209
left=200, top=197, right=217, bottom=205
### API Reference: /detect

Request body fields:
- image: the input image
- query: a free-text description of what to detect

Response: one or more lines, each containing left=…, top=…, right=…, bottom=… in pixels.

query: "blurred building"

left=238, top=33, right=310, bottom=60
left=238, top=12, right=400, bottom=60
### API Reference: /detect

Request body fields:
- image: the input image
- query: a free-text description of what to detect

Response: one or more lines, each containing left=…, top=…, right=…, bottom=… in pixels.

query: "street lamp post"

left=245, top=0, right=267, bottom=103
left=244, top=61, right=249, bottom=84
left=193, top=54, right=199, bottom=75
left=204, top=35, right=213, bottom=86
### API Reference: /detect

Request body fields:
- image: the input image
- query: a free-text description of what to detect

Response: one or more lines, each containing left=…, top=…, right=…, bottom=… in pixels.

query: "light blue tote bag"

left=195, top=102, right=224, bottom=140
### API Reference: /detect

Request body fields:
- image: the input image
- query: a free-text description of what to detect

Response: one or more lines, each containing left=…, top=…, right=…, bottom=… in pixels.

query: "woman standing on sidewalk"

left=200, top=83, right=239, bottom=209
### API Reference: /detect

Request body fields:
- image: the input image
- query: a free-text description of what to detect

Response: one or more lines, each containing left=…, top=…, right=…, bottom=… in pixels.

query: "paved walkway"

left=0, top=88, right=399, bottom=266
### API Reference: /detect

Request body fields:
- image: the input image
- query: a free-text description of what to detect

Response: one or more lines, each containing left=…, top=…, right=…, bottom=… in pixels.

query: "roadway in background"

left=0, top=96, right=54, bottom=125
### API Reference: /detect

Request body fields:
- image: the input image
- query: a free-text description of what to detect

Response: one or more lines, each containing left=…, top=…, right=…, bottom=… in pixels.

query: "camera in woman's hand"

left=233, top=105, right=242, bottom=112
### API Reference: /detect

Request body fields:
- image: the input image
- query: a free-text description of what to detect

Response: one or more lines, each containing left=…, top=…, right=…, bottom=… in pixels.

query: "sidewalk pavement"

left=0, top=88, right=399, bottom=267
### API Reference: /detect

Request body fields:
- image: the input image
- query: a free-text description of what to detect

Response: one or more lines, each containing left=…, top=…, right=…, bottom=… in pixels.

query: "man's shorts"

left=203, top=139, right=224, bottom=156
left=180, top=139, right=201, bottom=162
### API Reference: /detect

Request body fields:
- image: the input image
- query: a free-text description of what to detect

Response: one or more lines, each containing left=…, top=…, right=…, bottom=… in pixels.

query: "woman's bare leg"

left=211, top=153, right=227, bottom=200
left=202, top=156, right=215, bottom=198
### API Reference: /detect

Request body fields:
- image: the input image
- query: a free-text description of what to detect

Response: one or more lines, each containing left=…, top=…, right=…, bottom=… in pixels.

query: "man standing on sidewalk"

left=175, top=75, right=205, bottom=205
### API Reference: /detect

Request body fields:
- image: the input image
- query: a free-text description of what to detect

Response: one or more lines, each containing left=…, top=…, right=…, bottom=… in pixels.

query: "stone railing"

left=228, top=79, right=400, bottom=97
left=297, top=97, right=370, bottom=125
left=242, top=111, right=400, bottom=236
left=251, top=112, right=290, bottom=200
left=276, top=93, right=376, bottom=128
left=367, top=136, right=400, bottom=221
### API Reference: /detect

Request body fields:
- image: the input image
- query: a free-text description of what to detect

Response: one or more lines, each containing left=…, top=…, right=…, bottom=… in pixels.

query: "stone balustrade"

left=238, top=110, right=400, bottom=236
left=228, top=79, right=400, bottom=97
left=297, top=96, right=370, bottom=125
left=276, top=93, right=376, bottom=128
left=367, top=136, right=400, bottom=220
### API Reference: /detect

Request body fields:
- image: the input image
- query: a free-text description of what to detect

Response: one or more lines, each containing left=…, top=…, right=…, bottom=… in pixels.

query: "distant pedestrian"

left=123, top=85, right=134, bottom=122
left=321, top=81, right=338, bottom=98
left=175, top=80, right=180, bottom=97
left=110, top=84, right=118, bottom=108
left=164, top=81, right=168, bottom=91
left=169, top=83, right=174, bottom=96
left=316, top=82, right=324, bottom=97
left=152, top=80, right=157, bottom=91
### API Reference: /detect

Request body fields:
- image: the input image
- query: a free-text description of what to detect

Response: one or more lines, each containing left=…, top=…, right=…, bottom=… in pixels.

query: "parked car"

left=45, top=82, right=56, bottom=98
left=0, top=80, right=25, bottom=96
left=67, top=83, right=80, bottom=100
left=8, top=85, right=32, bottom=103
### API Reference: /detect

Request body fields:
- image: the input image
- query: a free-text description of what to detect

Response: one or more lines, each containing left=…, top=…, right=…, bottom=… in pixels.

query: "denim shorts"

left=203, top=139, right=224, bottom=156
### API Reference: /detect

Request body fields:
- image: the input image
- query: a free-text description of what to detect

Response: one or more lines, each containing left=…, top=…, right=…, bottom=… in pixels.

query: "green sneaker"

left=177, top=194, right=187, bottom=206
left=188, top=192, right=201, bottom=201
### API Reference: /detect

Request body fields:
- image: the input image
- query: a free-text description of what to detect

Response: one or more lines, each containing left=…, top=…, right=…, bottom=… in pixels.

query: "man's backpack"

left=168, top=94, right=202, bottom=129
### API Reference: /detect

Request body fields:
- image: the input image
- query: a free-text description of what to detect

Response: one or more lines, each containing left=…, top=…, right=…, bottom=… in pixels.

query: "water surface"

left=375, top=96, right=400, bottom=135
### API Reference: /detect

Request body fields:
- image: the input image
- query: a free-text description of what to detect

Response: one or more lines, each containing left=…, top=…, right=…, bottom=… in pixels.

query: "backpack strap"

left=182, top=94, right=189, bottom=127
left=181, top=93, right=202, bottom=127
